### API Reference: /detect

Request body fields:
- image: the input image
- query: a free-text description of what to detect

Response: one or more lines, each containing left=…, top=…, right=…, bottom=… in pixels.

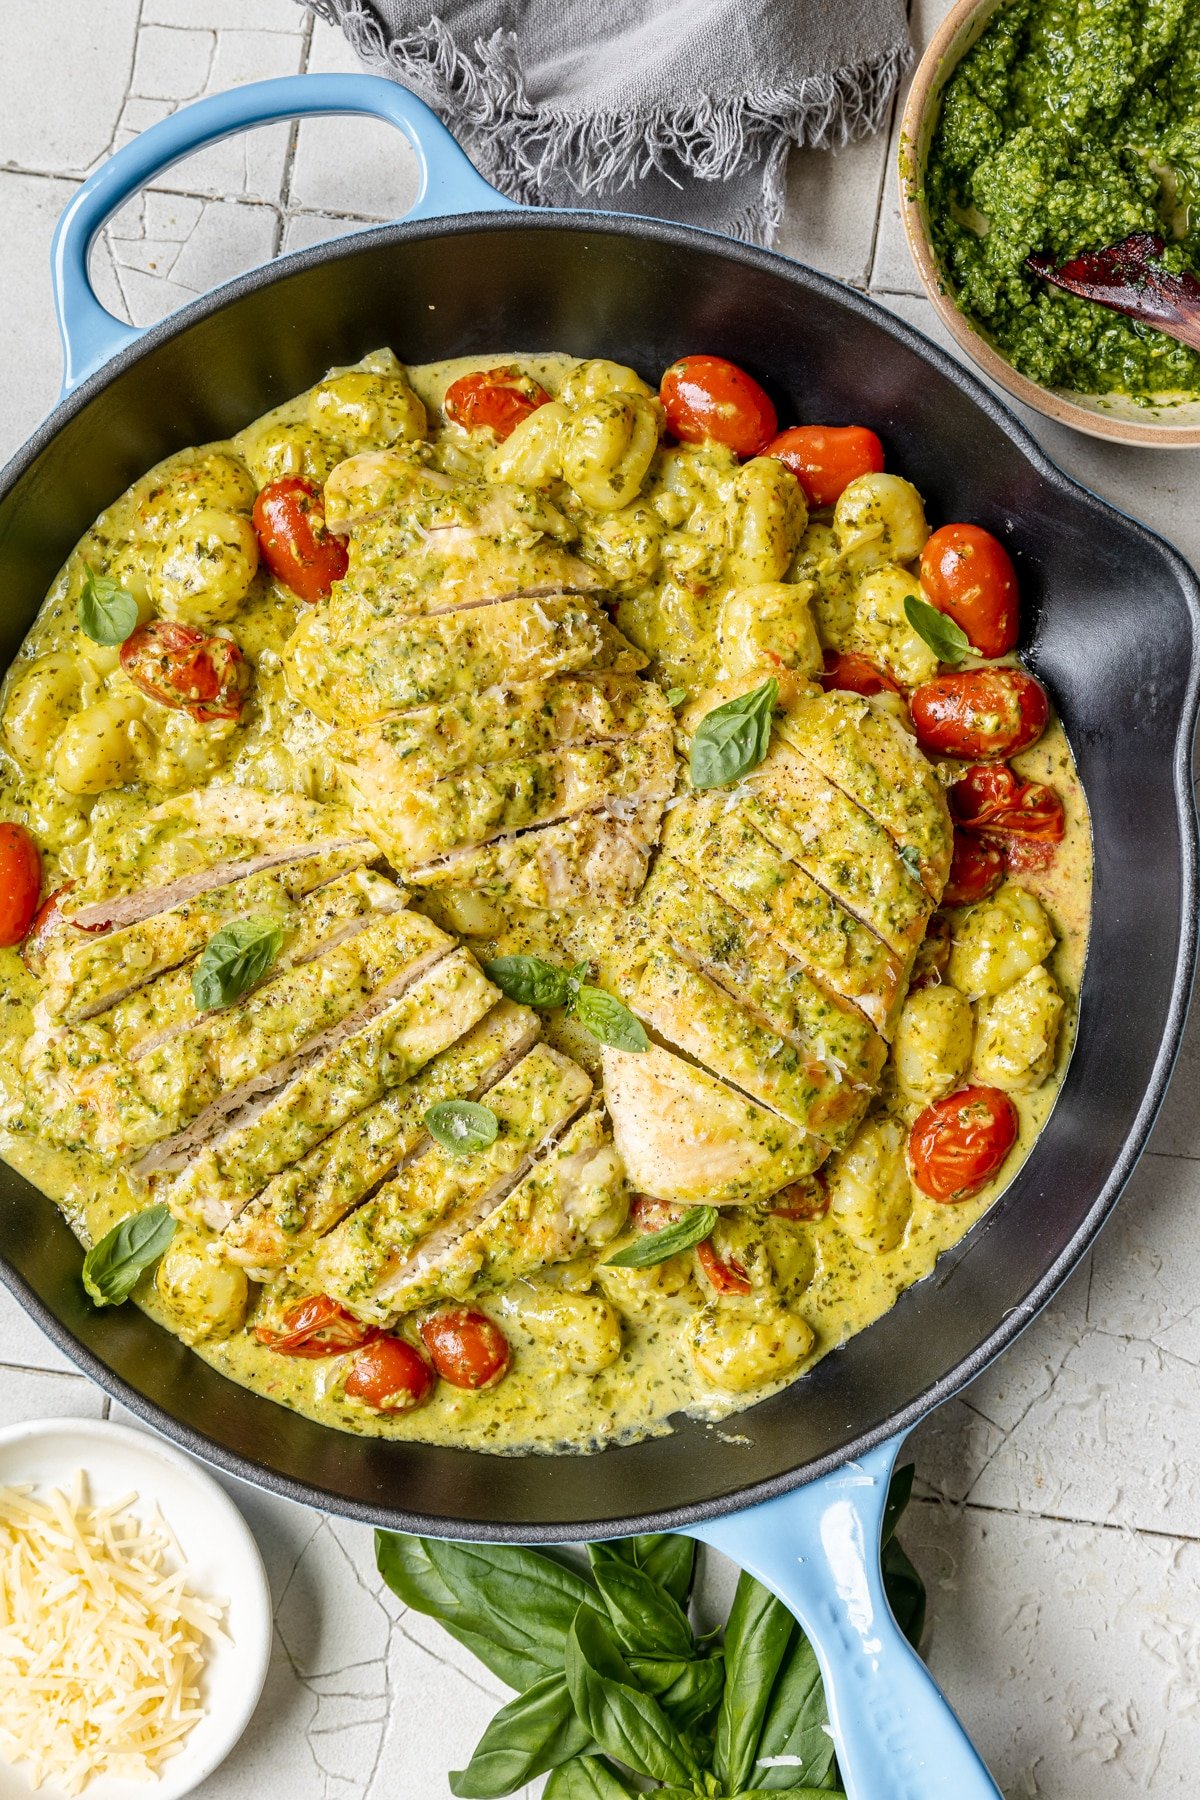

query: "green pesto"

left=925, top=0, right=1200, bottom=396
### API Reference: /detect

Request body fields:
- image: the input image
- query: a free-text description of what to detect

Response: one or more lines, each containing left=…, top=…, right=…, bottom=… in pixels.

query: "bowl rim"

left=898, top=0, right=1200, bottom=449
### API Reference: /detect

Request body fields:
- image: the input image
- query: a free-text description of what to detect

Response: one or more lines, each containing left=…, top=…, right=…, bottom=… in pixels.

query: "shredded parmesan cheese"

left=0, top=1475, right=225, bottom=1794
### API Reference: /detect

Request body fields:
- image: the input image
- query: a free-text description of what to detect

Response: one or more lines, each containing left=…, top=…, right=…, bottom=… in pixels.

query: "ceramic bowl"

left=0, top=1418, right=272, bottom=1800
left=898, top=0, right=1200, bottom=447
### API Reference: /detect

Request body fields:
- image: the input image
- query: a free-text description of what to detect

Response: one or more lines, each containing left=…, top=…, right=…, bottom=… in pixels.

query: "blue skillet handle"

left=686, top=1436, right=1003, bottom=1800
left=52, top=72, right=516, bottom=394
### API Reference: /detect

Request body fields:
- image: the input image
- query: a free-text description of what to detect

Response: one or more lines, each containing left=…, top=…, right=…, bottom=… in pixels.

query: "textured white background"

left=2, top=1, right=1200, bottom=1794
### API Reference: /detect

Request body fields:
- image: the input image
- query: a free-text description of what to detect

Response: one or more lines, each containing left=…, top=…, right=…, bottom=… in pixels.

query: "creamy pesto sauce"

left=0, top=349, right=1093, bottom=1455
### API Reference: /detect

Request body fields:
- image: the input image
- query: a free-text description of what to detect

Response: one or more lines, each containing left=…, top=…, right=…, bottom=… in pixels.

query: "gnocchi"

left=150, top=507, right=260, bottom=626
left=307, top=369, right=427, bottom=445
left=561, top=394, right=661, bottom=511
left=949, top=884, right=1056, bottom=998
left=826, top=1116, right=914, bottom=1254
left=690, top=1300, right=815, bottom=1392
left=892, top=984, right=974, bottom=1102
left=834, top=472, right=929, bottom=567
left=972, top=963, right=1064, bottom=1091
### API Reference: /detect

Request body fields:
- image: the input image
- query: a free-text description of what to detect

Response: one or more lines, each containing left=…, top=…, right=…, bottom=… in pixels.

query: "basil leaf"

left=628, top=1535, right=695, bottom=1607
left=715, top=1574, right=795, bottom=1793
left=192, top=915, right=284, bottom=1011
left=690, top=677, right=778, bottom=790
left=606, top=1205, right=717, bottom=1269
left=903, top=593, right=971, bottom=664
left=425, top=1099, right=499, bottom=1156
left=449, top=1673, right=593, bottom=1798
left=587, top=1551, right=696, bottom=1660
left=628, top=1653, right=725, bottom=1730
left=750, top=1623, right=835, bottom=1791
left=484, top=954, right=575, bottom=1009
left=664, top=687, right=688, bottom=706
left=564, top=1604, right=702, bottom=1787
left=82, top=1203, right=176, bottom=1307
left=78, top=565, right=139, bottom=647
left=374, top=1533, right=597, bottom=1690
left=574, top=985, right=649, bottom=1053
left=898, top=844, right=923, bottom=883
left=882, top=1535, right=926, bottom=1651
left=730, top=1790, right=846, bottom=1798
left=544, top=1757, right=635, bottom=1800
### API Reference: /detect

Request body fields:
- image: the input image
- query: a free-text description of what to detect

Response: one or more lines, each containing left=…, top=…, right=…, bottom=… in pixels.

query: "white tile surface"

left=4, top=1, right=1200, bottom=1795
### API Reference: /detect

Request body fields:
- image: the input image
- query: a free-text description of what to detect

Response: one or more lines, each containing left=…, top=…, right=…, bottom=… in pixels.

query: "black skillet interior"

left=0, top=215, right=1196, bottom=1538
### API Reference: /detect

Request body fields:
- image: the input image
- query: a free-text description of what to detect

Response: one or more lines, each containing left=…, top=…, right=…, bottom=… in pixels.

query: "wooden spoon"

left=1026, top=232, right=1200, bottom=353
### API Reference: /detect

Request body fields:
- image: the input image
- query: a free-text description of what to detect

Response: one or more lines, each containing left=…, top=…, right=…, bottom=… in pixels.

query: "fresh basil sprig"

left=606, top=1205, right=718, bottom=1269
left=690, top=677, right=778, bottom=790
left=77, top=565, right=140, bottom=647
left=82, top=1203, right=176, bottom=1307
left=904, top=593, right=972, bottom=665
left=376, top=1468, right=924, bottom=1800
left=485, top=956, right=648, bottom=1054
left=425, top=1099, right=499, bottom=1157
left=192, top=915, right=284, bottom=1011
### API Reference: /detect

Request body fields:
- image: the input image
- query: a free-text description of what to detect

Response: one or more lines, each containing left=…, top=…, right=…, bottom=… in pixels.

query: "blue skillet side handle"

left=51, top=72, right=517, bottom=395
left=686, top=1436, right=1004, bottom=1800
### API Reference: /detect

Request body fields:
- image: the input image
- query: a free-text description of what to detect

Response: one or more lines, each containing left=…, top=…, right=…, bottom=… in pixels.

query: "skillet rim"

left=1, top=207, right=1197, bottom=1539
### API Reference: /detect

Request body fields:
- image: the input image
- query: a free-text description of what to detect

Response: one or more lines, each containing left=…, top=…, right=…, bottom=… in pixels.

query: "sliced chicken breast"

left=408, top=803, right=666, bottom=908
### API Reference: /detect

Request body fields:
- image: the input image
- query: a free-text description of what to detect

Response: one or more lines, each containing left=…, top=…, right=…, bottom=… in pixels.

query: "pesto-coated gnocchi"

left=307, top=369, right=426, bottom=446
left=949, top=884, right=1056, bottom=998
left=561, top=394, right=661, bottom=511
left=155, top=1231, right=250, bottom=1343
left=834, top=472, right=929, bottom=566
left=892, top=984, right=974, bottom=1102
left=726, top=457, right=807, bottom=584
left=689, top=1300, right=815, bottom=1392
left=826, top=1116, right=915, bottom=1254
left=972, top=963, right=1064, bottom=1091
left=851, top=565, right=940, bottom=687
left=150, top=507, right=260, bottom=626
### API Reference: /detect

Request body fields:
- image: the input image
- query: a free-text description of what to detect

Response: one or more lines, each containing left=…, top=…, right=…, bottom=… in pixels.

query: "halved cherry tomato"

left=908, top=1084, right=1019, bottom=1202
left=0, top=824, right=41, bottom=949
left=820, top=648, right=901, bottom=699
left=419, top=1306, right=511, bottom=1390
left=252, top=476, right=348, bottom=602
left=344, top=1335, right=435, bottom=1413
left=120, top=620, right=250, bottom=722
left=770, top=1173, right=831, bottom=1221
left=951, top=764, right=1066, bottom=843
left=908, top=912, right=951, bottom=992
left=910, top=668, right=1048, bottom=760
left=943, top=833, right=1005, bottom=908
left=920, top=524, right=1018, bottom=660
left=22, top=880, right=112, bottom=973
left=696, top=1238, right=752, bottom=1295
left=659, top=355, right=777, bottom=458
left=765, top=425, right=884, bottom=508
left=255, top=1294, right=376, bottom=1358
left=443, top=366, right=552, bottom=441
left=630, top=1193, right=685, bottom=1234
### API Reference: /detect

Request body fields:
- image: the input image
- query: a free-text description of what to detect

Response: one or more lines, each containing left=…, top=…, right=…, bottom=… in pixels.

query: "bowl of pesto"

left=900, top=0, right=1200, bottom=446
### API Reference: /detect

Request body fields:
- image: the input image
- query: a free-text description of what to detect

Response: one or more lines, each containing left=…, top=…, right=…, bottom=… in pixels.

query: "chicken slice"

left=41, top=855, right=391, bottom=1025
left=662, top=798, right=905, bottom=1034
left=161, top=949, right=499, bottom=1232
left=313, top=1043, right=592, bottom=1316
left=408, top=803, right=665, bottom=908
left=775, top=690, right=953, bottom=897
left=602, top=1044, right=825, bottom=1208
left=26, top=906, right=453, bottom=1165
left=285, top=593, right=643, bottom=726
left=222, top=999, right=539, bottom=1276
left=606, top=939, right=868, bottom=1149
left=377, top=1107, right=627, bottom=1317
left=369, top=732, right=675, bottom=872
left=340, top=533, right=603, bottom=620
left=634, top=858, right=886, bottom=1088
left=746, top=740, right=934, bottom=957
left=329, top=673, right=670, bottom=790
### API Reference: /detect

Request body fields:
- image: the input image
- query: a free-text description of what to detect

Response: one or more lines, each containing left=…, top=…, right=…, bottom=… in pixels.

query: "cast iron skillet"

left=1, top=75, right=1197, bottom=1800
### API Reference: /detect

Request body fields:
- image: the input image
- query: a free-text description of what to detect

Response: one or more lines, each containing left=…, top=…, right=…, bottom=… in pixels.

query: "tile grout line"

left=914, top=1490, right=1200, bottom=1551
left=274, top=6, right=316, bottom=256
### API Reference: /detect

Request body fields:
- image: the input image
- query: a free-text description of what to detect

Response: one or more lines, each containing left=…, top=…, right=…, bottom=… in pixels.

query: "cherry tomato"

left=910, top=668, right=1048, bottom=760
left=659, top=355, right=777, bottom=458
left=344, top=1335, right=435, bottom=1412
left=765, top=424, right=884, bottom=508
left=0, top=824, right=41, bottom=949
left=22, top=880, right=113, bottom=973
left=908, top=1084, right=1019, bottom=1202
left=943, top=833, right=1005, bottom=908
left=120, top=620, right=249, bottom=722
left=629, top=1194, right=685, bottom=1234
left=820, top=648, right=901, bottom=699
left=255, top=1294, right=376, bottom=1358
left=443, top=367, right=552, bottom=441
left=419, top=1306, right=511, bottom=1390
left=951, top=764, right=1066, bottom=844
left=696, top=1237, right=752, bottom=1295
left=770, top=1174, right=830, bottom=1221
left=920, top=524, right=1018, bottom=660
left=252, top=476, right=348, bottom=602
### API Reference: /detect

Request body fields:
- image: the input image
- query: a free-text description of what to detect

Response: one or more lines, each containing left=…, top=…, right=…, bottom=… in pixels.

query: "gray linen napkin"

left=301, top=0, right=910, bottom=244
